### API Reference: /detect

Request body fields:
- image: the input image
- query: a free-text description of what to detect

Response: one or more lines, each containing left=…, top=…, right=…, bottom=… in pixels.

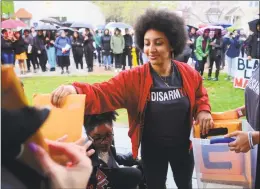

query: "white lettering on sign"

left=233, top=57, right=259, bottom=89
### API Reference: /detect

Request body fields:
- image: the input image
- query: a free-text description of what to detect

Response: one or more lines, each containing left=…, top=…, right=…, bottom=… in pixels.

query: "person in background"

left=45, top=31, right=56, bottom=72
left=188, top=27, right=198, bottom=63
left=1, top=29, right=15, bottom=65
left=33, top=30, right=48, bottom=72
left=109, top=30, right=114, bottom=67
left=83, top=111, right=142, bottom=189
left=23, top=29, right=36, bottom=73
left=83, top=28, right=95, bottom=72
left=123, top=28, right=133, bottom=70
left=50, top=9, right=213, bottom=189
left=208, top=29, right=223, bottom=81
left=110, top=28, right=125, bottom=73
left=225, top=30, right=241, bottom=81
left=30, top=27, right=37, bottom=38
left=54, top=30, right=71, bottom=74
left=13, top=31, right=27, bottom=75
left=239, top=30, right=247, bottom=58
left=71, top=31, right=84, bottom=70
left=94, top=29, right=103, bottom=67
left=194, top=29, right=210, bottom=78
left=247, top=21, right=260, bottom=60
left=101, top=29, right=112, bottom=70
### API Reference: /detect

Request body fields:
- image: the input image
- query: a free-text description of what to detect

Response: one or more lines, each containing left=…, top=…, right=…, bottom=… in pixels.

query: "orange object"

left=32, top=94, right=86, bottom=142
left=1, top=65, right=48, bottom=151
left=212, top=110, right=239, bottom=120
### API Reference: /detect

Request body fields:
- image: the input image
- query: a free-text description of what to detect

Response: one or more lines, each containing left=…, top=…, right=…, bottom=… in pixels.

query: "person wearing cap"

left=23, top=29, right=36, bottom=73
left=13, top=31, right=27, bottom=75
left=110, top=28, right=125, bottom=73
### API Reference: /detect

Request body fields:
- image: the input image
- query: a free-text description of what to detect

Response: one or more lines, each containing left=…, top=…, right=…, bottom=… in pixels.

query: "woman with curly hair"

left=50, top=9, right=213, bottom=189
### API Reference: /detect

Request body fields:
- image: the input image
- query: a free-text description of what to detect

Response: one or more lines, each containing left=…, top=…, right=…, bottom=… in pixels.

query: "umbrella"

left=226, top=26, right=243, bottom=33
left=212, top=22, right=232, bottom=29
left=198, top=23, right=212, bottom=29
left=95, top=24, right=105, bottom=31
left=248, top=18, right=260, bottom=33
left=196, top=25, right=226, bottom=36
left=105, top=22, right=132, bottom=30
left=39, top=17, right=60, bottom=25
left=1, top=19, right=27, bottom=29
left=62, top=21, right=73, bottom=27
left=70, top=22, right=94, bottom=29
left=35, top=24, right=57, bottom=31
left=57, top=27, right=75, bottom=35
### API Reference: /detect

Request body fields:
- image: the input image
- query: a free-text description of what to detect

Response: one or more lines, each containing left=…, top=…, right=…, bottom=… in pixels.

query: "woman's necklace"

left=155, top=63, right=173, bottom=88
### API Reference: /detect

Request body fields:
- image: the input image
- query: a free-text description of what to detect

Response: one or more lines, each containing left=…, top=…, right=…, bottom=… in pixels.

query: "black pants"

left=26, top=52, right=36, bottom=70
left=73, top=53, right=83, bottom=69
left=34, top=50, right=47, bottom=72
left=196, top=57, right=207, bottom=76
left=102, top=167, right=142, bottom=189
left=241, top=46, right=245, bottom=57
left=136, top=48, right=141, bottom=65
left=111, top=52, right=114, bottom=64
left=141, top=141, right=194, bottom=189
left=123, top=47, right=132, bottom=69
left=85, top=49, right=94, bottom=69
left=114, top=53, right=123, bottom=69
left=96, top=46, right=102, bottom=64
left=208, top=55, right=221, bottom=78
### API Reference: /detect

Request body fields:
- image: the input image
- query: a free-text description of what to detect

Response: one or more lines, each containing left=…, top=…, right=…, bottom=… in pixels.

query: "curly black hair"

left=134, top=8, right=187, bottom=57
left=84, top=111, right=118, bottom=133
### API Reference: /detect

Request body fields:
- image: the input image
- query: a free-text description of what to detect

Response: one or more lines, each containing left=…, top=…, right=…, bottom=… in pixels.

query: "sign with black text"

left=233, top=57, right=259, bottom=89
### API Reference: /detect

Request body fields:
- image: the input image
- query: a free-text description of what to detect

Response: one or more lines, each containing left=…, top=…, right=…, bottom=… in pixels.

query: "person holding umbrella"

left=208, top=29, right=223, bottom=81
left=13, top=31, right=27, bottom=75
left=110, top=28, right=125, bottom=73
left=45, top=31, right=56, bottom=72
left=54, top=30, right=71, bottom=74
left=33, top=30, right=48, bottom=72
left=247, top=19, right=260, bottom=60
left=23, top=29, right=36, bottom=73
left=83, top=28, right=95, bottom=72
left=71, top=31, right=84, bottom=70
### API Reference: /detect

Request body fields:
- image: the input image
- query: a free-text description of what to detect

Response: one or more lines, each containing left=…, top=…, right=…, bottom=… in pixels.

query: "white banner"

left=233, top=57, right=259, bottom=89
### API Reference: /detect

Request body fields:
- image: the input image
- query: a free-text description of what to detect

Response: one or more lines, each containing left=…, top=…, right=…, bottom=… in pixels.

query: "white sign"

left=233, top=57, right=259, bottom=89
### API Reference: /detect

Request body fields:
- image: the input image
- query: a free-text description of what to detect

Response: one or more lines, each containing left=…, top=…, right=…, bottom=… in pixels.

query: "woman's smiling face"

left=143, top=29, right=172, bottom=65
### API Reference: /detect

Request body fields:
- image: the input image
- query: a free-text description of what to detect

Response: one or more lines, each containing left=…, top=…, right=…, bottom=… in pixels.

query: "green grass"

left=22, top=73, right=244, bottom=124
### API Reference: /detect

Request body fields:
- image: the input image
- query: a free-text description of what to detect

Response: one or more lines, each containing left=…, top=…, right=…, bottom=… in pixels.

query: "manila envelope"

left=33, top=94, right=86, bottom=142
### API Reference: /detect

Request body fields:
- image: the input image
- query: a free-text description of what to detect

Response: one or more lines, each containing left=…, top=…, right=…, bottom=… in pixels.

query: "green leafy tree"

left=2, top=1, right=15, bottom=18
left=92, top=1, right=178, bottom=26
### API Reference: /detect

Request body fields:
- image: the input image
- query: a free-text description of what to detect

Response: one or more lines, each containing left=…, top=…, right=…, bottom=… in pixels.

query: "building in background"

left=15, top=8, right=32, bottom=27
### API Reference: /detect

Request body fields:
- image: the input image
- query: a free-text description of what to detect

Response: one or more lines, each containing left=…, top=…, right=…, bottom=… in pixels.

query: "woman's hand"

left=51, top=85, right=77, bottom=107
left=55, top=135, right=95, bottom=157
left=29, top=141, right=93, bottom=189
left=195, top=111, right=214, bottom=135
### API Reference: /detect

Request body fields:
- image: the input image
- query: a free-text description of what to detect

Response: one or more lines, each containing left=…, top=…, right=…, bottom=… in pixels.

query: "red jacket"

left=73, top=61, right=211, bottom=158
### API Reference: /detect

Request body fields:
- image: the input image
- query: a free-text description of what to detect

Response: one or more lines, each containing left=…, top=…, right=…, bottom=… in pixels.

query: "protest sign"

left=233, top=57, right=259, bottom=89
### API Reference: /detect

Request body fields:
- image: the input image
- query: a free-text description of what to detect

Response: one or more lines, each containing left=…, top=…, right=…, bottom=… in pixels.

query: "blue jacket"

left=54, top=36, right=71, bottom=56
left=226, top=36, right=241, bottom=58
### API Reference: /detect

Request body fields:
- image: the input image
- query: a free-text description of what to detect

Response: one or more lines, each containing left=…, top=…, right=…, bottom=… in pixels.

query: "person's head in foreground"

left=134, top=8, right=187, bottom=65
left=84, top=111, right=118, bottom=152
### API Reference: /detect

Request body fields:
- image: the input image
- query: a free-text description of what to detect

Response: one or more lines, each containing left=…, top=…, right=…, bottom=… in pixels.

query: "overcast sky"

left=14, top=1, right=105, bottom=26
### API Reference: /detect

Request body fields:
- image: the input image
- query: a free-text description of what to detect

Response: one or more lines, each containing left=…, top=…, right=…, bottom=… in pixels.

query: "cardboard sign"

left=233, top=57, right=259, bottom=89
left=33, top=94, right=86, bottom=142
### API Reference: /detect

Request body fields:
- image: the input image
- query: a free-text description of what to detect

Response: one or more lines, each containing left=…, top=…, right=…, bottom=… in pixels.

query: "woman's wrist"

left=252, top=131, right=260, bottom=146
left=235, top=106, right=245, bottom=118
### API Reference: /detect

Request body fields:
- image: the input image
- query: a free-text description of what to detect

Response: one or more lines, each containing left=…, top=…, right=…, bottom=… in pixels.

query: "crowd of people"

left=1, top=26, right=147, bottom=74
left=2, top=8, right=259, bottom=189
